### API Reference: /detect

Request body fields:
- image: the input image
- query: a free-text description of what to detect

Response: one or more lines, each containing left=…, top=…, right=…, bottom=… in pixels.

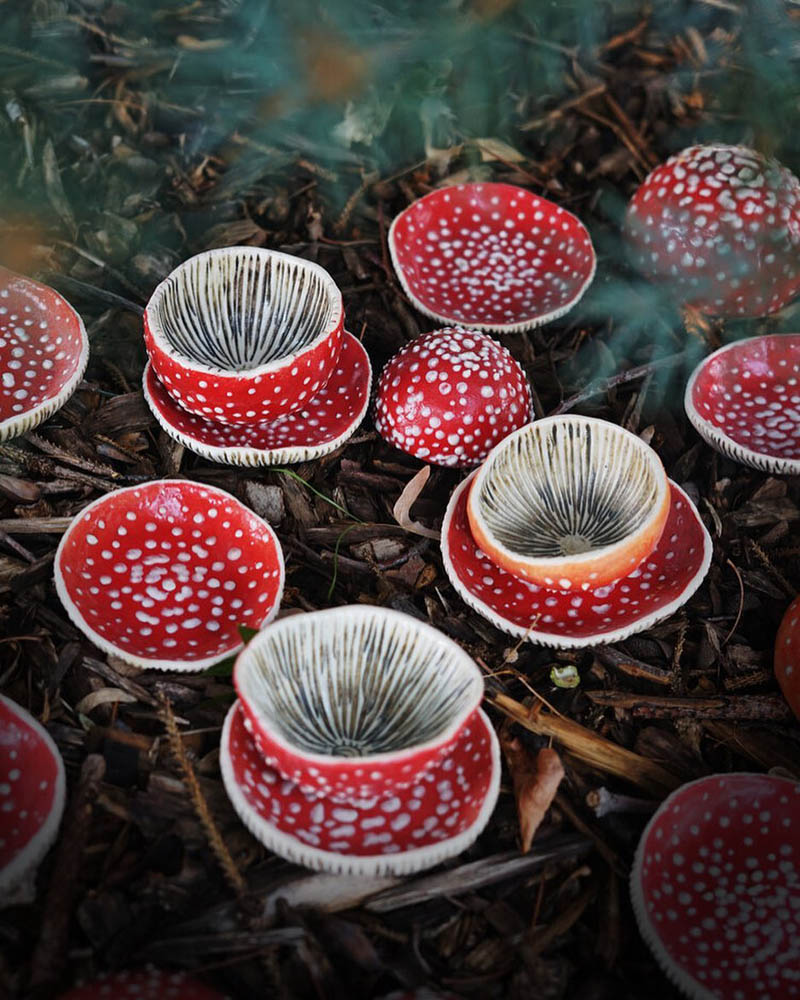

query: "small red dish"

left=233, top=606, right=484, bottom=803
left=0, top=694, right=66, bottom=902
left=389, top=183, right=596, bottom=333
left=685, top=334, right=800, bottom=475
left=143, top=331, right=371, bottom=466
left=631, top=773, right=800, bottom=1000
left=57, top=969, right=228, bottom=999
left=374, top=327, right=532, bottom=468
left=0, top=266, right=89, bottom=443
left=54, top=480, right=284, bottom=671
left=220, top=700, right=500, bottom=876
left=441, top=473, right=711, bottom=649
left=143, top=247, right=343, bottom=426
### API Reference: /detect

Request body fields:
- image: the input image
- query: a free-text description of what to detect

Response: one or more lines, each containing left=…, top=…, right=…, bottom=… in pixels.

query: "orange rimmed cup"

left=466, top=415, right=671, bottom=592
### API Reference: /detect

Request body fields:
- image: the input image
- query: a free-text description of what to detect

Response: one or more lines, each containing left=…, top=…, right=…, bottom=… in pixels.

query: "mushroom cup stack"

left=141, top=246, right=371, bottom=466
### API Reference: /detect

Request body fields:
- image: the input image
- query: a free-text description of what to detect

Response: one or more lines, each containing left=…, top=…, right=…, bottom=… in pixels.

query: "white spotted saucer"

left=220, top=700, right=501, bottom=876
left=143, top=332, right=371, bottom=467
left=442, top=472, right=712, bottom=649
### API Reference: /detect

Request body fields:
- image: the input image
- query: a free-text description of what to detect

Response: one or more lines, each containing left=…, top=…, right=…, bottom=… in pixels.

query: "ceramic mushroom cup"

left=233, top=605, right=484, bottom=802
left=466, top=416, right=671, bottom=591
left=143, top=247, right=344, bottom=425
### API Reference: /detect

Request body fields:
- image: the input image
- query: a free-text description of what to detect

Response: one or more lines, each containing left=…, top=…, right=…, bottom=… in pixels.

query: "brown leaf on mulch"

left=501, top=738, right=565, bottom=854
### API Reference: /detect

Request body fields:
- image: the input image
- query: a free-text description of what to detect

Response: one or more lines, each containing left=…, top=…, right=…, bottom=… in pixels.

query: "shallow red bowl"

left=0, top=694, right=66, bottom=902
left=58, top=969, right=228, bottom=999
left=442, top=473, right=712, bottom=648
left=631, top=773, right=800, bottom=1000
left=221, top=700, right=500, bottom=876
left=685, top=334, right=800, bottom=475
left=388, top=182, right=596, bottom=332
left=54, top=480, right=284, bottom=671
left=0, top=267, right=89, bottom=442
left=143, top=331, right=371, bottom=466
left=144, top=247, right=343, bottom=426
left=233, top=606, right=484, bottom=802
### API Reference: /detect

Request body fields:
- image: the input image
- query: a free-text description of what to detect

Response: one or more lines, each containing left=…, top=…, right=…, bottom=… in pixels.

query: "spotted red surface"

left=55, top=481, right=283, bottom=667
left=625, top=144, right=800, bottom=317
left=226, top=702, right=495, bottom=857
left=374, top=328, right=532, bottom=467
left=443, top=475, right=709, bottom=643
left=389, top=182, right=595, bottom=331
left=0, top=698, right=61, bottom=875
left=58, top=970, right=227, bottom=999
left=689, top=334, right=800, bottom=462
left=775, top=593, right=800, bottom=722
left=634, top=774, right=800, bottom=1000
left=0, top=267, right=86, bottom=428
left=144, top=332, right=370, bottom=457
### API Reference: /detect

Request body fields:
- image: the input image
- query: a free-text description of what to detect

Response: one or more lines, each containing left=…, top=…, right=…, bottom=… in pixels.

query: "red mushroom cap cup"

left=0, top=266, right=89, bottom=443
left=374, top=328, right=533, bottom=468
left=144, top=247, right=343, bottom=425
left=625, top=144, right=800, bottom=317
left=775, top=594, right=800, bottom=721
left=57, top=969, right=228, bottom=999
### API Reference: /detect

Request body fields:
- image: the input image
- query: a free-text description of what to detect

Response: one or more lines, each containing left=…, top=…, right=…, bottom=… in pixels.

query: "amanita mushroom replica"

left=0, top=266, right=89, bottom=443
left=684, top=333, right=800, bottom=475
left=775, top=594, right=800, bottom=721
left=0, top=694, right=66, bottom=904
left=374, top=327, right=533, bottom=467
left=466, top=416, right=671, bottom=591
left=57, top=969, right=228, bottom=999
left=389, top=182, right=596, bottom=332
left=625, top=144, right=800, bottom=317
left=631, top=773, right=800, bottom=1000
left=54, top=480, right=284, bottom=671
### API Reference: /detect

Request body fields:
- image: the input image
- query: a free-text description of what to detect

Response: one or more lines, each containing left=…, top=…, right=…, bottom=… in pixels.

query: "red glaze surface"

left=442, top=475, right=711, bottom=648
left=632, top=773, right=800, bottom=1000
left=222, top=701, right=499, bottom=871
left=57, top=970, right=227, bottom=999
left=0, top=695, right=65, bottom=891
left=143, top=332, right=371, bottom=465
left=54, top=481, right=284, bottom=670
left=625, top=144, right=800, bottom=317
left=389, top=183, right=595, bottom=332
left=143, top=248, right=343, bottom=425
left=685, top=334, right=800, bottom=474
left=374, top=328, right=532, bottom=467
left=775, top=594, right=800, bottom=721
left=0, top=266, right=88, bottom=441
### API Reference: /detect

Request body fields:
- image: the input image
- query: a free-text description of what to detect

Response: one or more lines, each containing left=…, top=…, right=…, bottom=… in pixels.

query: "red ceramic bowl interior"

left=233, top=606, right=484, bottom=802
left=389, top=182, right=596, bottom=332
left=686, top=334, right=800, bottom=471
left=632, top=773, right=800, bottom=1000
left=57, top=970, right=227, bottom=999
left=0, top=694, right=65, bottom=895
left=54, top=481, right=284, bottom=670
left=0, top=267, right=88, bottom=441
left=143, top=247, right=343, bottom=426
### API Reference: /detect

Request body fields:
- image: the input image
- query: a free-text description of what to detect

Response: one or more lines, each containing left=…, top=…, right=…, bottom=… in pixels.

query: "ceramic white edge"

left=0, top=694, right=67, bottom=900
left=233, top=604, right=485, bottom=771
left=52, top=479, right=285, bottom=672
left=629, top=771, right=800, bottom=1000
left=684, top=335, right=800, bottom=475
left=142, top=334, right=372, bottom=468
left=387, top=185, right=597, bottom=334
left=144, top=245, right=344, bottom=380
left=0, top=283, right=90, bottom=444
left=441, top=472, right=713, bottom=650
left=466, top=414, right=671, bottom=573
left=220, top=700, right=501, bottom=877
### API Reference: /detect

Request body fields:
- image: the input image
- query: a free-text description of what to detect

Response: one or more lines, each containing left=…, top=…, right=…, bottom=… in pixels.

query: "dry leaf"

left=501, top=738, right=565, bottom=853
left=473, top=137, right=526, bottom=163
left=75, top=688, right=137, bottom=715
left=392, top=466, right=440, bottom=540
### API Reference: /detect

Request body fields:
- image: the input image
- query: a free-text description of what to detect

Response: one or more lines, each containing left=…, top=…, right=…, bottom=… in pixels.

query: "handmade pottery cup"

left=143, top=246, right=344, bottom=425
left=233, top=605, right=484, bottom=802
